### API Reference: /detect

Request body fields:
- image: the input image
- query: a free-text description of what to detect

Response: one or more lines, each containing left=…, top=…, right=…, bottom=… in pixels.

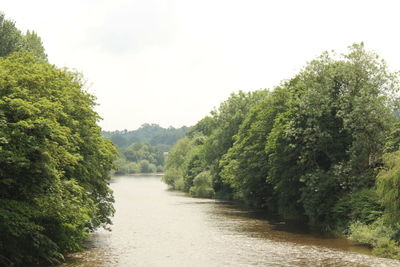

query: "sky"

left=2, top=0, right=400, bottom=130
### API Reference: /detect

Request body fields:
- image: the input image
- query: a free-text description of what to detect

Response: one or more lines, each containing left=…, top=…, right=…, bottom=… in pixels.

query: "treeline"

left=103, top=124, right=188, bottom=174
left=163, top=44, right=400, bottom=259
left=0, top=14, right=117, bottom=266
left=103, top=123, right=188, bottom=151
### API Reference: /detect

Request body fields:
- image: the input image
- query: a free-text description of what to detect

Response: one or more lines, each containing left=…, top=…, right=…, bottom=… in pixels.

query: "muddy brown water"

left=61, top=175, right=400, bottom=267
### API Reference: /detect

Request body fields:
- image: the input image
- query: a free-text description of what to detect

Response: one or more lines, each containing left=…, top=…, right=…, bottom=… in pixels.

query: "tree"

left=0, top=14, right=47, bottom=60
left=265, top=44, right=398, bottom=225
left=377, top=151, right=400, bottom=223
left=0, top=52, right=117, bottom=265
left=21, top=30, right=47, bottom=61
left=202, top=90, right=268, bottom=197
left=0, top=13, right=22, bottom=57
left=189, top=171, right=214, bottom=198
left=220, top=87, right=289, bottom=208
left=162, top=137, right=193, bottom=190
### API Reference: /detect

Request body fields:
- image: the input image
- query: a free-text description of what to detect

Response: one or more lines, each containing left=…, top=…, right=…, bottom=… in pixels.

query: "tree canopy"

left=0, top=13, right=47, bottom=60
left=104, top=124, right=188, bottom=174
left=0, top=14, right=116, bottom=266
left=163, top=43, right=400, bottom=258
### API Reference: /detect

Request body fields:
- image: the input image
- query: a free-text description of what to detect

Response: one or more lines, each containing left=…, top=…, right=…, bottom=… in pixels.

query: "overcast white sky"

left=2, top=0, right=400, bottom=130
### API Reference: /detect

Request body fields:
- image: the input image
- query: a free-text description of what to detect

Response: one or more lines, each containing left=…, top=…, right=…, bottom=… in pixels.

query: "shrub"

left=349, top=219, right=400, bottom=259
left=139, top=160, right=157, bottom=173
left=333, top=189, right=383, bottom=231
left=189, top=171, right=214, bottom=198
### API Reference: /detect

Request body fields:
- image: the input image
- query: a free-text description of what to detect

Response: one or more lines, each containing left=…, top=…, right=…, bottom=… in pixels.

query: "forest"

left=103, top=124, right=188, bottom=174
left=163, top=44, right=400, bottom=259
left=0, top=14, right=117, bottom=266
left=3, top=8, right=400, bottom=265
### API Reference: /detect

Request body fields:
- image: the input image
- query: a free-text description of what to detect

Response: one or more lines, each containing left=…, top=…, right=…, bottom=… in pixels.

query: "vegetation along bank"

left=163, top=43, right=400, bottom=259
left=103, top=124, right=188, bottom=174
left=0, top=13, right=117, bottom=266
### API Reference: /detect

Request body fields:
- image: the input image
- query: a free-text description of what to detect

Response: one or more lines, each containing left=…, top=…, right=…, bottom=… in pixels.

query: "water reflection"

left=61, top=175, right=400, bottom=267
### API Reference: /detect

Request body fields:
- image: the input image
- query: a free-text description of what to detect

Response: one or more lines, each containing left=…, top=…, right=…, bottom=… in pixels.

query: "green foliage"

left=162, top=137, right=193, bottom=189
left=0, top=52, right=117, bottom=265
left=103, top=123, right=188, bottom=151
left=162, top=43, right=400, bottom=259
left=189, top=171, right=215, bottom=198
left=0, top=199, right=64, bottom=266
left=0, top=13, right=22, bottom=57
left=299, top=170, right=342, bottom=228
left=124, top=142, right=163, bottom=166
left=384, top=122, right=400, bottom=153
left=220, top=87, right=289, bottom=208
left=349, top=219, right=400, bottom=259
left=203, top=91, right=268, bottom=197
left=21, top=30, right=47, bottom=61
left=113, top=142, right=163, bottom=174
left=0, top=13, right=47, bottom=60
left=104, top=124, right=188, bottom=175
left=265, top=43, right=397, bottom=223
left=265, top=112, right=304, bottom=218
left=376, top=150, right=400, bottom=223
left=333, top=189, right=383, bottom=230
left=114, top=157, right=140, bottom=174
left=138, top=159, right=157, bottom=173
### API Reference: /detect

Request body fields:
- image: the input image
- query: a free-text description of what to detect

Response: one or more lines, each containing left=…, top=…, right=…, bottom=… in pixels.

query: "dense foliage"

left=104, top=124, right=188, bottom=174
left=0, top=13, right=47, bottom=60
left=163, top=43, right=400, bottom=258
left=114, top=142, right=164, bottom=174
left=103, top=123, right=188, bottom=151
left=0, top=14, right=117, bottom=266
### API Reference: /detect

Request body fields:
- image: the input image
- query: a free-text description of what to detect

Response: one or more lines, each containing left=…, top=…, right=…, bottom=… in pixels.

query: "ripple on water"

left=62, top=176, right=400, bottom=267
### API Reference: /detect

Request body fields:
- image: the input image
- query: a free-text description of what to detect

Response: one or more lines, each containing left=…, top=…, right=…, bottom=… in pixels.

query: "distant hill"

left=103, top=123, right=189, bottom=152
left=103, top=124, right=189, bottom=174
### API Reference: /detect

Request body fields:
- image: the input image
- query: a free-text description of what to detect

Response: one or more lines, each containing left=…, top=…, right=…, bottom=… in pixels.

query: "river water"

left=62, top=175, right=400, bottom=267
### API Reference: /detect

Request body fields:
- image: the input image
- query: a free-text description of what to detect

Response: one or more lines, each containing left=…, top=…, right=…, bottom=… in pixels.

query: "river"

left=61, top=175, right=400, bottom=267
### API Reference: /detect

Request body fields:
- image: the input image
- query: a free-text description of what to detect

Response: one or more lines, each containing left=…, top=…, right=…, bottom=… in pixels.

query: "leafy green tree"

left=181, top=134, right=208, bottom=191
left=117, top=142, right=163, bottom=173
left=376, top=151, right=400, bottom=224
left=265, top=44, right=398, bottom=225
left=220, top=87, right=289, bottom=208
left=0, top=13, right=22, bottom=57
left=0, top=52, right=117, bottom=265
left=189, top=171, right=214, bottom=198
left=162, top=43, right=400, bottom=257
left=139, top=159, right=157, bottom=173
left=21, top=30, right=47, bottom=61
left=110, top=133, right=128, bottom=148
left=163, top=137, right=193, bottom=190
left=104, top=124, right=188, bottom=175
left=0, top=13, right=47, bottom=61
left=103, top=124, right=188, bottom=150
left=202, top=91, right=268, bottom=197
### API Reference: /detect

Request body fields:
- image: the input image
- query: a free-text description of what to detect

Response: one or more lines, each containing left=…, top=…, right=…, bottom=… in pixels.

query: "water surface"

left=62, top=175, right=399, bottom=267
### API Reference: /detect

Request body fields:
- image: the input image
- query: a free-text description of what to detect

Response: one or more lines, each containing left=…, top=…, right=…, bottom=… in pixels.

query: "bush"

left=189, top=171, right=215, bottom=198
left=139, top=160, right=157, bottom=173
left=333, top=189, right=383, bottom=231
left=174, top=177, right=185, bottom=191
left=299, top=170, right=341, bottom=228
left=349, top=219, right=400, bottom=259
left=114, top=158, right=141, bottom=174
left=156, top=165, right=163, bottom=173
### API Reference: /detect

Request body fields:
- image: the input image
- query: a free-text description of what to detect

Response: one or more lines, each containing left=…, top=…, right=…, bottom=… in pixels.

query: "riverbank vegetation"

left=103, top=124, right=188, bottom=174
left=163, top=43, right=400, bottom=259
left=0, top=14, right=117, bottom=266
